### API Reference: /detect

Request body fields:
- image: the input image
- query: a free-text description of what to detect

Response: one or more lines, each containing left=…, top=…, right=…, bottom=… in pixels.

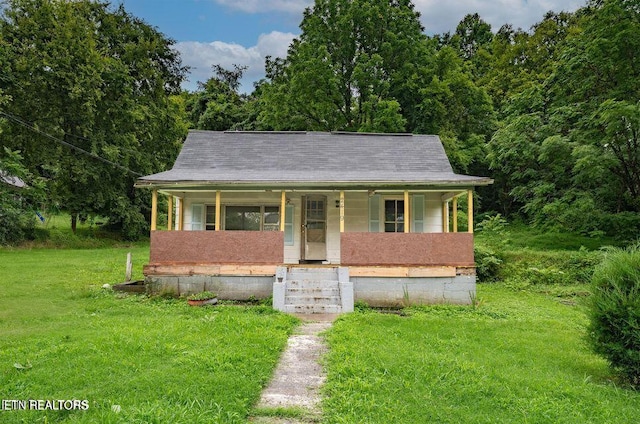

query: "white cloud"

left=213, top=0, right=311, bottom=14
left=413, top=0, right=584, bottom=35
left=175, top=31, right=297, bottom=92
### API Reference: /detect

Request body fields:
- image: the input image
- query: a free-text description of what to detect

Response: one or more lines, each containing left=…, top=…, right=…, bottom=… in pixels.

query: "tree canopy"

left=0, top=0, right=188, bottom=239
left=1, top=0, right=639, bottom=242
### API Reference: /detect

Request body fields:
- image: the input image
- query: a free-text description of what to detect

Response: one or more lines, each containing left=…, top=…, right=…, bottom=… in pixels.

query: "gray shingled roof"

left=136, top=131, right=492, bottom=188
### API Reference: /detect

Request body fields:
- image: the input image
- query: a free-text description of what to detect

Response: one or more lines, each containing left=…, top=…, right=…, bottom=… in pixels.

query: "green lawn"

left=2, top=231, right=639, bottom=423
left=0, top=246, right=298, bottom=423
left=323, top=285, right=640, bottom=423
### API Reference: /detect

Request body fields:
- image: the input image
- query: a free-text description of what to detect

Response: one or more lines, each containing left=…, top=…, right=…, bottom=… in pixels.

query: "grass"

left=475, top=222, right=624, bottom=251
left=323, top=285, right=640, bottom=423
left=3, top=220, right=639, bottom=422
left=24, top=213, right=148, bottom=249
left=0, top=247, right=298, bottom=423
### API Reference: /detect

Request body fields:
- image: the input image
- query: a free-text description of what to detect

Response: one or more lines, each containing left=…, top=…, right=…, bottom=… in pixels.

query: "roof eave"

left=134, top=178, right=494, bottom=190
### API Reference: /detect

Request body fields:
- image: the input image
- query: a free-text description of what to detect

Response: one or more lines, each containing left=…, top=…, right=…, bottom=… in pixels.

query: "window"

left=384, top=199, right=404, bottom=232
left=225, top=206, right=280, bottom=231
left=205, top=205, right=216, bottom=231
left=263, top=206, right=281, bottom=231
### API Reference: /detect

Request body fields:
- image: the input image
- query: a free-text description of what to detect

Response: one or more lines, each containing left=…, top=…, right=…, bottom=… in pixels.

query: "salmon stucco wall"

left=150, top=231, right=284, bottom=264
left=340, top=232, right=474, bottom=267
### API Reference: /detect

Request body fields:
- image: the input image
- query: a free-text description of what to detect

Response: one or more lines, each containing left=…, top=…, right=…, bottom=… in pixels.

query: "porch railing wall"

left=340, top=232, right=474, bottom=267
left=149, top=231, right=284, bottom=264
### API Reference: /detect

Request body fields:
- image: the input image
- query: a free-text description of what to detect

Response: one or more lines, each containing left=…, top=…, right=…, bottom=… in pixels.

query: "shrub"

left=587, top=245, right=640, bottom=387
left=474, top=245, right=503, bottom=282
left=476, top=213, right=508, bottom=234
left=522, top=266, right=570, bottom=286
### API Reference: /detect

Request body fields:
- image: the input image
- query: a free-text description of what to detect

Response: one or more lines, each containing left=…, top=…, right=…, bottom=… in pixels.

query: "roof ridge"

left=330, top=131, right=414, bottom=137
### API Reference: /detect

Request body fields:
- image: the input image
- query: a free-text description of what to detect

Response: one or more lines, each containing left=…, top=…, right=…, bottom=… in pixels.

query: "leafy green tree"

left=258, top=0, right=431, bottom=132
left=591, top=100, right=640, bottom=211
left=416, top=46, right=495, bottom=172
left=485, top=0, right=640, bottom=236
left=0, top=148, right=46, bottom=244
left=186, top=64, right=250, bottom=130
left=0, top=0, right=187, bottom=239
left=453, top=13, right=493, bottom=60
left=481, top=11, right=576, bottom=112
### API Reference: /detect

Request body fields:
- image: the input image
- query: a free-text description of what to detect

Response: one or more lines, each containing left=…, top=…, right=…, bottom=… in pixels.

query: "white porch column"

left=280, top=191, right=286, bottom=232
left=339, top=191, right=345, bottom=233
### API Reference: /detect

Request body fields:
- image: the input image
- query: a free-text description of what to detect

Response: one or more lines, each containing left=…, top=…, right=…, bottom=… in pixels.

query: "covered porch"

left=145, top=187, right=476, bottom=270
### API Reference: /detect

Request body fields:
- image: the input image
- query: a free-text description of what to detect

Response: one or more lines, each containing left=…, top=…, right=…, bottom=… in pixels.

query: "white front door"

left=301, top=195, right=327, bottom=261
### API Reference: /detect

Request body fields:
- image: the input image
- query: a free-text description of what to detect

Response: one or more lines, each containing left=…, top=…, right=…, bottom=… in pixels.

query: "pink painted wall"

left=340, top=232, right=475, bottom=266
left=150, top=231, right=284, bottom=264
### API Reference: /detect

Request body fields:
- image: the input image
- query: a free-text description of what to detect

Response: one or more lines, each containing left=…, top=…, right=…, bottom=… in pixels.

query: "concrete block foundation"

left=352, top=275, right=476, bottom=306
left=145, top=270, right=475, bottom=306
left=146, top=275, right=273, bottom=300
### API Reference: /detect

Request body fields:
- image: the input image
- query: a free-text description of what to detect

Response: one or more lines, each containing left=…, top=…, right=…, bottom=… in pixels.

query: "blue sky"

left=118, top=0, right=585, bottom=93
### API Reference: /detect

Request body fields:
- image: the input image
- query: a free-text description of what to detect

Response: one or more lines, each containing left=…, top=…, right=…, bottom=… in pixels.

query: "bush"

left=587, top=245, right=640, bottom=387
left=474, top=245, right=503, bottom=282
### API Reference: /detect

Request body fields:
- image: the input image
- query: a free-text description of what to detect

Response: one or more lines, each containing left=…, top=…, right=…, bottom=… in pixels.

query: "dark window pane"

left=226, top=206, right=260, bottom=230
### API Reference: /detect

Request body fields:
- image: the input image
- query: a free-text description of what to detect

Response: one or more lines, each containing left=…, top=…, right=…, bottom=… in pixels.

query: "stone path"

left=250, top=315, right=337, bottom=423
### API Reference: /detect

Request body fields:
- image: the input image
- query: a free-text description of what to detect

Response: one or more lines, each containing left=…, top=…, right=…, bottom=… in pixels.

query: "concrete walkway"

left=251, top=315, right=337, bottom=423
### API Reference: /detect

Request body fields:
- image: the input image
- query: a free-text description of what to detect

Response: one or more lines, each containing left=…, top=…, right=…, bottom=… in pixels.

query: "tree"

left=258, top=0, right=431, bottom=132
left=416, top=46, right=495, bottom=173
left=484, top=0, right=640, bottom=236
left=591, top=100, right=640, bottom=211
left=481, top=11, right=576, bottom=112
left=452, top=13, right=493, bottom=60
left=0, top=0, right=188, bottom=239
left=186, top=64, right=250, bottom=130
left=0, top=148, right=46, bottom=244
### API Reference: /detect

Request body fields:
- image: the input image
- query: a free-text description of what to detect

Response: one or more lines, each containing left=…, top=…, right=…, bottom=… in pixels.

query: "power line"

left=0, top=110, right=144, bottom=177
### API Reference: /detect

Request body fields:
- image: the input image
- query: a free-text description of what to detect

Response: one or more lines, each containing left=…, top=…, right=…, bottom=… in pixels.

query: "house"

left=135, top=130, right=492, bottom=313
left=0, top=170, right=26, bottom=188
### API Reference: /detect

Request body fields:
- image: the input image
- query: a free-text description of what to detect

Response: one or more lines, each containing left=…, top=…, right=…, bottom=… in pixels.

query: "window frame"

left=205, top=205, right=217, bottom=231
left=383, top=197, right=405, bottom=233
left=223, top=204, right=281, bottom=231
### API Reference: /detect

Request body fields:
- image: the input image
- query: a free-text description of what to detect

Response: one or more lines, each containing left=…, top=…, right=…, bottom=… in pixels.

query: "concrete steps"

left=273, top=267, right=354, bottom=314
left=282, top=268, right=342, bottom=314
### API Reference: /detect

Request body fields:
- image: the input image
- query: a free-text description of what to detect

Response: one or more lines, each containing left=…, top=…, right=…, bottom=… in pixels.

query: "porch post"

left=177, top=197, right=184, bottom=230
left=404, top=190, right=410, bottom=233
left=215, top=190, right=221, bottom=231
left=280, top=191, right=286, bottom=231
left=150, top=189, right=158, bottom=231
left=467, top=189, right=474, bottom=233
left=339, top=191, right=345, bottom=233
left=443, top=201, right=450, bottom=233
left=452, top=196, right=458, bottom=233
left=167, top=195, right=173, bottom=231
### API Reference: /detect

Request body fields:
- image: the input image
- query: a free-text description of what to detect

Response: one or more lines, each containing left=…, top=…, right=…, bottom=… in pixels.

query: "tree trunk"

left=71, top=213, right=77, bottom=233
